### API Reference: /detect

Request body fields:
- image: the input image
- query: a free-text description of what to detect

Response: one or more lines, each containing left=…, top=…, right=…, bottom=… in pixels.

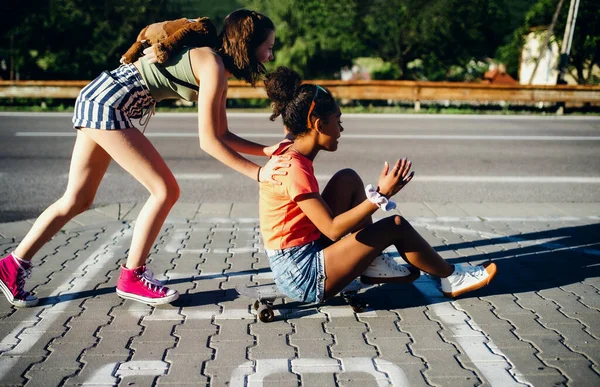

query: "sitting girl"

left=258, top=67, right=497, bottom=303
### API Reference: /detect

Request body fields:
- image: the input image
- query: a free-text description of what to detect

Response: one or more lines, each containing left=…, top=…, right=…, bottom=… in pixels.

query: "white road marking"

left=411, top=278, right=530, bottom=386
left=44, top=172, right=600, bottom=184
left=3, top=111, right=600, bottom=121
left=179, top=216, right=600, bottom=224
left=16, top=131, right=600, bottom=141
left=316, top=175, right=600, bottom=184
left=164, top=228, right=189, bottom=254
left=174, top=173, right=223, bottom=180
left=177, top=248, right=209, bottom=254
left=84, top=360, right=168, bottom=385
left=16, top=132, right=76, bottom=136
left=414, top=176, right=600, bottom=183
left=0, top=228, right=132, bottom=380
left=231, top=358, right=409, bottom=386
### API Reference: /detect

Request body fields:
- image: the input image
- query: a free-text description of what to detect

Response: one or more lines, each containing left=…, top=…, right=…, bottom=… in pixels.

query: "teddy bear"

left=120, top=17, right=217, bottom=65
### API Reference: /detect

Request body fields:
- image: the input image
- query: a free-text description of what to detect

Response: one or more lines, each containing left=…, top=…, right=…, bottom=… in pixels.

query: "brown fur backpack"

left=120, top=17, right=217, bottom=65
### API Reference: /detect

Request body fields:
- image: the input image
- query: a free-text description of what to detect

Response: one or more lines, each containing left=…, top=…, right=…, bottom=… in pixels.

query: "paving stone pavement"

left=0, top=202, right=599, bottom=387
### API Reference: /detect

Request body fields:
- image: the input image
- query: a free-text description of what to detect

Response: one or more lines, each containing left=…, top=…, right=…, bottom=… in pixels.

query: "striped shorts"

left=72, top=64, right=155, bottom=130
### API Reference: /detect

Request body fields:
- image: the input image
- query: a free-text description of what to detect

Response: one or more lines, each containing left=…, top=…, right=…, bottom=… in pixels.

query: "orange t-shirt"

left=259, top=145, right=322, bottom=250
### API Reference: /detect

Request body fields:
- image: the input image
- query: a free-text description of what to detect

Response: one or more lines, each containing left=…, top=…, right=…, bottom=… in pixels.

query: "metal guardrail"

left=1, top=79, right=599, bottom=110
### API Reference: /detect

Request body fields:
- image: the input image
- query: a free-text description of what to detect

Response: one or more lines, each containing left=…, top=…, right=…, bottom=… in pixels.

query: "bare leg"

left=319, top=169, right=371, bottom=247
left=15, top=127, right=179, bottom=271
left=78, top=128, right=179, bottom=269
left=317, top=168, right=497, bottom=299
left=321, top=168, right=372, bottom=227
left=15, top=130, right=111, bottom=260
left=323, top=216, right=454, bottom=298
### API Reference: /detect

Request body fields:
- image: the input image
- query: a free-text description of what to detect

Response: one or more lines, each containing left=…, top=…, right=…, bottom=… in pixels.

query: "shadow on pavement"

left=364, top=222, right=600, bottom=310
left=37, top=223, right=599, bottom=311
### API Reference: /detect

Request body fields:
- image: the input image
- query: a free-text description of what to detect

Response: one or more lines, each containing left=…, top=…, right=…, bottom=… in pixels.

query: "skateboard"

left=235, top=279, right=373, bottom=323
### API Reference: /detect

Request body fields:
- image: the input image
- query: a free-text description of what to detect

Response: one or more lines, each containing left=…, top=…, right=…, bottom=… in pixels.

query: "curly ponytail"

left=265, top=67, right=337, bottom=139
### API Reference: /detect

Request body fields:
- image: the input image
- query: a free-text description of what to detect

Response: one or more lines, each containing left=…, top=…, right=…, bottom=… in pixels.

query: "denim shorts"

left=265, top=240, right=326, bottom=304
left=72, top=64, right=155, bottom=130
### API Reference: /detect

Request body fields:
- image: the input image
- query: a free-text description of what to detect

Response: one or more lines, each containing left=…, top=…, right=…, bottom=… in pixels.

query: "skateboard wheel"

left=257, top=304, right=275, bottom=322
left=253, top=300, right=260, bottom=311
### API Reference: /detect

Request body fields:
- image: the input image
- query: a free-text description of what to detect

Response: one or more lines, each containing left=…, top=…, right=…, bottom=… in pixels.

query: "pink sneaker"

left=140, top=265, right=165, bottom=286
left=0, top=253, right=39, bottom=307
left=116, top=265, right=178, bottom=305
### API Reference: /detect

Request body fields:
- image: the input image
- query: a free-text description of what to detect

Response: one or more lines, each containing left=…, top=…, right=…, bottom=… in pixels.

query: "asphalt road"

left=1, top=112, right=599, bottom=222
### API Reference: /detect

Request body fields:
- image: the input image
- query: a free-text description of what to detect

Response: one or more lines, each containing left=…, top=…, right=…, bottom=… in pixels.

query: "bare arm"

left=217, top=84, right=273, bottom=156
left=197, top=57, right=262, bottom=180
left=297, top=159, right=414, bottom=241
left=297, top=194, right=378, bottom=241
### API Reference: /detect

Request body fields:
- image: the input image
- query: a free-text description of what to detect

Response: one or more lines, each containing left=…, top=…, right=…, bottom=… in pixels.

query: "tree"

left=565, top=0, right=600, bottom=84
left=167, top=0, right=242, bottom=30
left=362, top=0, right=512, bottom=81
left=0, top=0, right=176, bottom=80
left=497, top=0, right=599, bottom=84
left=244, top=0, right=367, bottom=78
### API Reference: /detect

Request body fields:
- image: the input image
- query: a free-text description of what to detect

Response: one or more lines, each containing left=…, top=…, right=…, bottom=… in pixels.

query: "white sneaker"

left=361, top=253, right=420, bottom=284
left=441, top=263, right=497, bottom=298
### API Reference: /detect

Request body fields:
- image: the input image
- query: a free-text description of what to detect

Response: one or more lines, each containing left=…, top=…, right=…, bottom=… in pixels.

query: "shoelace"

left=463, top=265, right=485, bottom=279
left=16, top=266, right=32, bottom=297
left=380, top=255, right=411, bottom=275
left=141, top=267, right=163, bottom=286
left=139, top=273, right=166, bottom=295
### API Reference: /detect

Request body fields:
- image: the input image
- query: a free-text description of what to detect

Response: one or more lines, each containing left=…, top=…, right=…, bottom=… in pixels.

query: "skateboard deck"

left=235, top=279, right=374, bottom=322
left=235, top=283, right=284, bottom=303
left=237, top=247, right=409, bottom=322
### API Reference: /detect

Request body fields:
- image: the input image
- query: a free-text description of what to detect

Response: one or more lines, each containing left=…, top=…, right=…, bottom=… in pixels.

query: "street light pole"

left=556, top=0, right=580, bottom=85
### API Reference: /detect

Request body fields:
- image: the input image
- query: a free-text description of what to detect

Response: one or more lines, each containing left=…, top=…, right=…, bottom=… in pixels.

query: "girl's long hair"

left=217, top=9, right=274, bottom=87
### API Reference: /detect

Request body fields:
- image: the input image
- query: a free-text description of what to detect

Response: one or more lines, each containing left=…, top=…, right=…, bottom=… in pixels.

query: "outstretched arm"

left=197, top=59, right=261, bottom=180
left=216, top=84, right=281, bottom=156
left=196, top=56, right=288, bottom=183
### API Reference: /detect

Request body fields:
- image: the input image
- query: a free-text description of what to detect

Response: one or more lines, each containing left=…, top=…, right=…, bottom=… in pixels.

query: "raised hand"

left=376, top=158, right=414, bottom=198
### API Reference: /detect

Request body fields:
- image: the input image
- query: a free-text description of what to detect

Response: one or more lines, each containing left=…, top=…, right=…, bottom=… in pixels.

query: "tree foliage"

left=0, top=0, right=241, bottom=80
left=1, top=0, right=596, bottom=83
left=497, top=0, right=600, bottom=84
left=362, top=0, right=513, bottom=81
left=1, top=0, right=174, bottom=79
left=244, top=0, right=368, bottom=78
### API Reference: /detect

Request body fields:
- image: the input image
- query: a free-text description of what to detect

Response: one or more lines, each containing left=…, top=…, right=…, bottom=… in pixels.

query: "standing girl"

left=259, top=67, right=497, bottom=303
left=0, top=9, right=289, bottom=307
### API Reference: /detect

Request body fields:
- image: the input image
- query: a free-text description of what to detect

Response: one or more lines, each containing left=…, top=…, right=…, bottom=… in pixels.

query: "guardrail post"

left=414, top=84, right=421, bottom=112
